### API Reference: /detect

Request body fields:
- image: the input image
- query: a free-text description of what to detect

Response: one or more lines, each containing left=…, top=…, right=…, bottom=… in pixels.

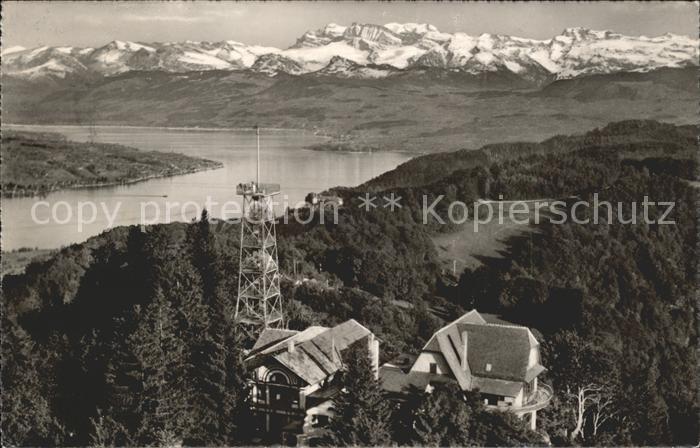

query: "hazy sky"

left=3, top=1, right=698, bottom=49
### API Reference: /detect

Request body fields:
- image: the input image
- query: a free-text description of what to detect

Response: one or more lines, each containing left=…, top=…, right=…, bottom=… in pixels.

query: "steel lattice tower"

left=235, top=127, right=283, bottom=330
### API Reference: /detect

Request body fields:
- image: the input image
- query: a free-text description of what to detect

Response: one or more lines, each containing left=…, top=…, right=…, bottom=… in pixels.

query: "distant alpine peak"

left=3, top=23, right=698, bottom=81
left=105, top=40, right=155, bottom=52
left=327, top=55, right=356, bottom=65
left=2, top=45, right=27, bottom=56
left=560, top=27, right=615, bottom=41
left=319, top=55, right=359, bottom=73
left=316, top=55, right=397, bottom=79
left=384, top=22, right=438, bottom=35
left=343, top=23, right=403, bottom=46
left=322, top=23, right=347, bottom=36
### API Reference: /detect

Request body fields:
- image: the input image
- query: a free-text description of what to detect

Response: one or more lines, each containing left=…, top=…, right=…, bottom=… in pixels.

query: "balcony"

left=516, top=383, right=553, bottom=413
left=237, top=182, right=281, bottom=197
left=251, top=400, right=303, bottom=414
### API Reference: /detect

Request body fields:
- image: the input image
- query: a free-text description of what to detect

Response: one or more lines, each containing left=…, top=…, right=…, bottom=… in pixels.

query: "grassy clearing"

left=431, top=201, right=549, bottom=273
left=2, top=248, right=57, bottom=276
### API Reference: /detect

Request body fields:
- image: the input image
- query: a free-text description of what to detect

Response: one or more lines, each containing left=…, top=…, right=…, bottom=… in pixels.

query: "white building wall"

left=513, top=387, right=524, bottom=407
left=255, top=365, right=270, bottom=381
left=527, top=347, right=539, bottom=369
left=410, top=352, right=450, bottom=375
left=368, top=336, right=380, bottom=379
left=299, top=382, right=322, bottom=410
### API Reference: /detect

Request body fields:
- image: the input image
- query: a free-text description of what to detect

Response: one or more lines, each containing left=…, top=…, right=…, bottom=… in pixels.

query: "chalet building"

left=305, top=192, right=344, bottom=208
left=379, top=310, right=552, bottom=430
left=245, top=319, right=379, bottom=445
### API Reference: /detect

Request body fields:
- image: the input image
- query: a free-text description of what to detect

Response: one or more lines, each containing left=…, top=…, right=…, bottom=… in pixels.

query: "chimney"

left=331, top=336, right=340, bottom=365
left=287, top=338, right=295, bottom=353
left=461, top=330, right=468, bottom=371
left=368, top=334, right=380, bottom=380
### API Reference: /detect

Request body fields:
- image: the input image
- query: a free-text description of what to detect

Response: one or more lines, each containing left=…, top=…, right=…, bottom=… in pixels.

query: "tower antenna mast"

left=235, top=126, right=284, bottom=335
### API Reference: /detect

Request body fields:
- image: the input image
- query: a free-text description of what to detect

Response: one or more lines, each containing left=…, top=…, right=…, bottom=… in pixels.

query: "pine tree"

left=98, top=226, right=161, bottom=444
left=182, top=211, right=229, bottom=445
left=100, top=225, right=188, bottom=445
left=412, top=383, right=478, bottom=446
left=101, top=311, right=144, bottom=446
left=133, top=287, right=187, bottom=445
left=389, top=384, right=423, bottom=445
left=324, top=341, right=392, bottom=446
left=89, top=408, right=128, bottom=448
left=480, top=409, right=540, bottom=447
left=222, top=324, right=251, bottom=444
left=628, top=367, right=671, bottom=445
left=1, top=316, right=59, bottom=446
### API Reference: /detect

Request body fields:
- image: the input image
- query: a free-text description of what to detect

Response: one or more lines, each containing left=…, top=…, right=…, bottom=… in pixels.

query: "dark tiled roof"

left=434, top=324, right=471, bottom=390
left=248, top=319, right=372, bottom=386
left=250, top=328, right=299, bottom=353
left=459, top=323, right=532, bottom=382
left=524, top=364, right=547, bottom=382
left=379, top=365, right=452, bottom=394
left=313, top=319, right=371, bottom=354
left=423, top=309, right=486, bottom=352
left=416, top=310, right=546, bottom=395
left=471, top=376, right=523, bottom=397
left=387, top=353, right=417, bottom=372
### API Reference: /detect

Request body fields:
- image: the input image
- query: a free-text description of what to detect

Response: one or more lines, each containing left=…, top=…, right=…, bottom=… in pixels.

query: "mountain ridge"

left=3, top=23, right=697, bottom=81
left=3, top=66, right=695, bottom=154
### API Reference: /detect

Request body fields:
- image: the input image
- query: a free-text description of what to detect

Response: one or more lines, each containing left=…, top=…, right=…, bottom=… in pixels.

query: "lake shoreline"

left=304, top=142, right=420, bottom=156
left=2, top=163, right=224, bottom=199
left=4, top=123, right=424, bottom=155
left=2, top=125, right=412, bottom=251
left=2, top=129, right=225, bottom=199
left=4, top=122, right=325, bottom=134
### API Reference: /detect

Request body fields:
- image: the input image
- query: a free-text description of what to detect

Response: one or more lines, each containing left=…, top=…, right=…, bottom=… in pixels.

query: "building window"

left=485, top=363, right=492, bottom=372
left=483, top=394, right=503, bottom=406
left=316, top=415, right=330, bottom=426
left=429, top=363, right=438, bottom=374
left=267, top=371, right=289, bottom=384
left=524, top=379, right=537, bottom=399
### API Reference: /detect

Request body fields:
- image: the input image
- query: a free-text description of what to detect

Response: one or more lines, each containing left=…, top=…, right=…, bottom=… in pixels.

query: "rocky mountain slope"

left=3, top=24, right=697, bottom=81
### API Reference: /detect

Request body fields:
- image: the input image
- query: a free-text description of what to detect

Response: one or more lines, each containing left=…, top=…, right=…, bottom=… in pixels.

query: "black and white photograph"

left=1, top=1, right=698, bottom=446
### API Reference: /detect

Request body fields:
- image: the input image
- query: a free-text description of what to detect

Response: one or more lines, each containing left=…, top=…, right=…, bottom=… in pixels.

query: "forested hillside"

left=458, top=170, right=697, bottom=444
left=2, top=120, right=697, bottom=446
left=364, top=119, right=697, bottom=190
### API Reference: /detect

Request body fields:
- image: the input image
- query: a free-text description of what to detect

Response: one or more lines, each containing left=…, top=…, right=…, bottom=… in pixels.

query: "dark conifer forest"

left=2, top=120, right=697, bottom=446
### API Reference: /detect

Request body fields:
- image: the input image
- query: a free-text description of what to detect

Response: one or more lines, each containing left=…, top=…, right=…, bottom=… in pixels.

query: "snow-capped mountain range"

left=3, top=23, right=697, bottom=81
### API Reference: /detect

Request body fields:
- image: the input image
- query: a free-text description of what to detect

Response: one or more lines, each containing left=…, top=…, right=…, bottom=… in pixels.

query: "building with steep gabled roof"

left=379, top=310, right=552, bottom=430
left=245, top=319, right=379, bottom=445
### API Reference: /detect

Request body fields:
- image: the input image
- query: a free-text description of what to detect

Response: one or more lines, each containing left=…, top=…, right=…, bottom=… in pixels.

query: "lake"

left=2, top=125, right=412, bottom=251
